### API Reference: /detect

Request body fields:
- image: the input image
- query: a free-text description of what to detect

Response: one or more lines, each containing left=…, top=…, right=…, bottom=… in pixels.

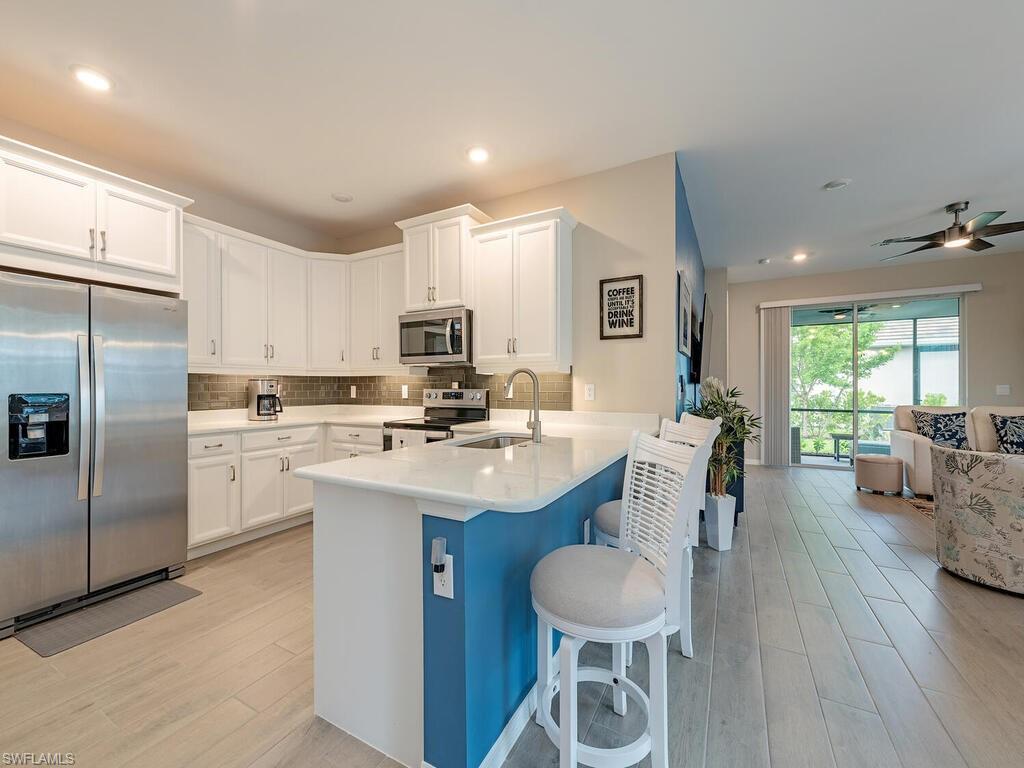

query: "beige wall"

left=339, top=154, right=680, bottom=417
left=727, top=251, right=1024, bottom=460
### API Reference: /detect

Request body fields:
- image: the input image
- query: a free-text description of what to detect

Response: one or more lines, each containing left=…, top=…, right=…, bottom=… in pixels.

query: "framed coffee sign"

left=600, top=274, right=643, bottom=339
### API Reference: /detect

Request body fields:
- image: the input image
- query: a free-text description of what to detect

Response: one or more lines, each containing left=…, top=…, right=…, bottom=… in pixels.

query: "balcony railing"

left=790, top=406, right=894, bottom=465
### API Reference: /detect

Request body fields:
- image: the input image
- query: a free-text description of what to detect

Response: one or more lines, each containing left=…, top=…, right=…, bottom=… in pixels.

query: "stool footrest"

left=538, top=666, right=652, bottom=768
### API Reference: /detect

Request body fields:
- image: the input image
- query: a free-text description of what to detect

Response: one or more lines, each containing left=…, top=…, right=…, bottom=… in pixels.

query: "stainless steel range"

left=383, top=388, right=489, bottom=450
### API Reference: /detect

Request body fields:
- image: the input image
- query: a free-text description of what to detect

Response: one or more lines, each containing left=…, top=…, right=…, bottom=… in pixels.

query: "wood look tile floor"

left=1, top=467, right=1021, bottom=767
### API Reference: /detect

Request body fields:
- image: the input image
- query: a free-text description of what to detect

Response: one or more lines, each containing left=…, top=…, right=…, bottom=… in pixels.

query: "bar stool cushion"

left=593, top=499, right=620, bottom=537
left=531, top=545, right=664, bottom=629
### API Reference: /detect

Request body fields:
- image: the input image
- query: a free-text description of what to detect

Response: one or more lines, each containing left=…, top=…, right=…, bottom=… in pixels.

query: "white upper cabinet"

left=396, top=204, right=491, bottom=312
left=96, top=183, right=179, bottom=276
left=347, top=245, right=405, bottom=372
left=0, top=150, right=96, bottom=261
left=220, top=234, right=270, bottom=368
left=308, top=258, right=349, bottom=372
left=471, top=208, right=576, bottom=374
left=0, top=137, right=190, bottom=292
left=182, top=223, right=221, bottom=367
left=268, top=248, right=308, bottom=370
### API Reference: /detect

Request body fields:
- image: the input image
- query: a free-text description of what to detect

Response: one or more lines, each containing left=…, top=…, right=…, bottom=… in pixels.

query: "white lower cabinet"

left=187, top=452, right=240, bottom=547
left=284, top=442, right=320, bottom=516
left=327, top=442, right=383, bottom=461
left=240, top=447, right=286, bottom=530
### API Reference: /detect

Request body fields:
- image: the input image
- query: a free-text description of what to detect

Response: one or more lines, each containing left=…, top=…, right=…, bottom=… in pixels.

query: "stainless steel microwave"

left=398, top=307, right=472, bottom=366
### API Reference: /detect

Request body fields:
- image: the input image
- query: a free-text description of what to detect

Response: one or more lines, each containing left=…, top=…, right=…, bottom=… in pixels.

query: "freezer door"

left=0, top=271, right=90, bottom=621
left=89, top=285, right=187, bottom=591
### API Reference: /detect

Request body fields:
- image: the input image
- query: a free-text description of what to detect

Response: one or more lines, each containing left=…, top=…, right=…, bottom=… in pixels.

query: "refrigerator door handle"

left=77, top=335, right=92, bottom=501
left=92, top=334, right=106, bottom=497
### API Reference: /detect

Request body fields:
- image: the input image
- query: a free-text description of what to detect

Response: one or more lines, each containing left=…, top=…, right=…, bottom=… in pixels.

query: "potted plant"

left=688, top=377, right=762, bottom=550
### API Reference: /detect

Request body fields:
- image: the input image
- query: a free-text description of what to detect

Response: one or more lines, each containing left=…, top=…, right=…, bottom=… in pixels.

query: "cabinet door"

left=349, top=257, right=379, bottom=368
left=284, top=442, right=320, bottom=517
left=327, top=442, right=355, bottom=461
left=473, top=230, right=515, bottom=368
left=513, top=221, right=558, bottom=363
left=221, top=235, right=269, bottom=367
left=182, top=223, right=221, bottom=366
left=403, top=223, right=432, bottom=311
left=309, top=259, right=349, bottom=371
left=0, top=150, right=96, bottom=261
left=432, top=218, right=465, bottom=308
left=240, top=448, right=285, bottom=529
left=268, top=248, right=308, bottom=370
left=96, top=183, right=179, bottom=276
left=188, top=454, right=240, bottom=546
left=392, top=429, right=427, bottom=449
left=376, top=249, right=405, bottom=367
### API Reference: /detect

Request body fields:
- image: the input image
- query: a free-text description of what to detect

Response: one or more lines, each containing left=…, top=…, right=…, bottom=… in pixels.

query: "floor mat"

left=16, top=580, right=201, bottom=657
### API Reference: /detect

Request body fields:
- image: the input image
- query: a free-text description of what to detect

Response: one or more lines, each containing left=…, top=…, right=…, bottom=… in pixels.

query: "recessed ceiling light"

left=891, top=304, right=902, bottom=308
left=72, top=66, right=112, bottom=92
left=758, top=258, right=771, bottom=264
left=466, top=146, right=490, bottom=164
left=331, top=193, right=354, bottom=203
left=943, top=237, right=970, bottom=248
left=791, top=252, right=809, bottom=262
left=823, top=178, right=852, bottom=191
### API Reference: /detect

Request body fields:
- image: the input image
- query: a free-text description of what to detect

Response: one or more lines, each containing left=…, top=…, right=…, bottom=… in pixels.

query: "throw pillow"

left=911, top=410, right=936, bottom=439
left=930, top=412, right=969, bottom=449
left=991, top=414, right=1024, bottom=454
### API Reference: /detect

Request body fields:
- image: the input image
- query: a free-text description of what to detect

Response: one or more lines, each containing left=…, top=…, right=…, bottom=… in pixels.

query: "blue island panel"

left=422, top=458, right=626, bottom=768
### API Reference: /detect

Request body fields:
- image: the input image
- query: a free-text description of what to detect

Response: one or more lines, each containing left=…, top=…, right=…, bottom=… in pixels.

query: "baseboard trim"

left=186, top=512, right=313, bottom=560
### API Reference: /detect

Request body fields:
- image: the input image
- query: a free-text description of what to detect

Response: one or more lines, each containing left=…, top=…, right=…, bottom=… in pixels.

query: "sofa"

left=891, top=405, right=1024, bottom=496
left=931, top=444, right=1024, bottom=594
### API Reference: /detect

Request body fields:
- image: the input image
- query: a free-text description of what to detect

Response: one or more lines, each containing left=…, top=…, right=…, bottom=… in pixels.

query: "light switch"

left=583, top=518, right=591, bottom=544
left=402, top=384, right=409, bottom=399
left=997, top=384, right=1011, bottom=396
left=585, top=384, right=596, bottom=401
left=433, top=554, right=454, bottom=599
left=350, top=385, right=357, bottom=398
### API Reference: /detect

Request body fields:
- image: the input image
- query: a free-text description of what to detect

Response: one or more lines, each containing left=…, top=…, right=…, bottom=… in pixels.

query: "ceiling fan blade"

left=964, top=211, right=1004, bottom=232
left=873, top=231, right=944, bottom=246
left=881, top=242, right=943, bottom=261
left=974, top=220, right=1024, bottom=238
left=964, top=238, right=995, bottom=251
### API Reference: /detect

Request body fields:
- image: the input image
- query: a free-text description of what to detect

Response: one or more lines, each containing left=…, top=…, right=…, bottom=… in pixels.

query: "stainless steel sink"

left=457, top=435, right=533, bottom=449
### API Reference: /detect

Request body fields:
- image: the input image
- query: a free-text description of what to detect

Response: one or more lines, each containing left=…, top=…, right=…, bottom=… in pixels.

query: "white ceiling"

left=3, top=1, right=1024, bottom=273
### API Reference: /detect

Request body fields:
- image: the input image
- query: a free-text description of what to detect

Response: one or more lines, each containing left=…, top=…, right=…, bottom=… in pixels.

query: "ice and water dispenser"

left=8, top=394, right=70, bottom=459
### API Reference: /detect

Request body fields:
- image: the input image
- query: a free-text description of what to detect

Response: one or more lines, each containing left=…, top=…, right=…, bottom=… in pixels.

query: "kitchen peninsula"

left=296, top=411, right=658, bottom=768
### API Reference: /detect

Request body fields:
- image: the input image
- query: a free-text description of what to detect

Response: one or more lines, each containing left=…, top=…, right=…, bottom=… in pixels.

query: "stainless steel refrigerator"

left=1, top=269, right=187, bottom=637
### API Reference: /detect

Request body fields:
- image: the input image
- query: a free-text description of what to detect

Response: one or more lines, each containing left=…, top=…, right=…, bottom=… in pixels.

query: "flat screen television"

left=689, top=294, right=712, bottom=384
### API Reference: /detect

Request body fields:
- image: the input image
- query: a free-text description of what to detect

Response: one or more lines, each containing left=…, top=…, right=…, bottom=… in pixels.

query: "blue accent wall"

left=675, top=154, right=706, bottom=419
left=422, top=459, right=626, bottom=768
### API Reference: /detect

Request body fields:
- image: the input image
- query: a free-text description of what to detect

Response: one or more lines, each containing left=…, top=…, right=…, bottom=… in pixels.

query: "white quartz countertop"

left=295, top=431, right=634, bottom=513
left=187, top=405, right=423, bottom=436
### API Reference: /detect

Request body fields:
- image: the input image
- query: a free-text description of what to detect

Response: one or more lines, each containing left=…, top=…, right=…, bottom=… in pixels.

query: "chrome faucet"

left=504, top=368, right=542, bottom=443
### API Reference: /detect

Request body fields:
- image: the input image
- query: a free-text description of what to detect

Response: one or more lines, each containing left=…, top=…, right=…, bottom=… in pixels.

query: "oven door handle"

left=444, top=319, right=454, bottom=355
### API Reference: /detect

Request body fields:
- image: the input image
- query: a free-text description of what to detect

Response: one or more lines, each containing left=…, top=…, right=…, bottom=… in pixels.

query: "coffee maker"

left=248, top=379, right=283, bottom=422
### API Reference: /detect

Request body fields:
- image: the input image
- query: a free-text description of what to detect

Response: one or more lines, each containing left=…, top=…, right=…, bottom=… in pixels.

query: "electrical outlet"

left=350, top=385, right=357, bottom=398
left=997, top=384, right=1011, bottom=396
left=402, top=384, right=409, bottom=399
left=433, top=554, right=454, bottom=599
left=585, top=383, right=596, bottom=401
left=583, top=518, right=591, bottom=544
left=452, top=381, right=459, bottom=389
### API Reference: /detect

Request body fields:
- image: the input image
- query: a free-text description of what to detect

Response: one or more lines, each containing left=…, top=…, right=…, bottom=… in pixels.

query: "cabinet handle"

left=349, top=452, right=359, bottom=458
left=204, top=442, right=223, bottom=449
left=269, top=344, right=275, bottom=359
left=277, top=435, right=292, bottom=441
left=229, top=464, right=236, bottom=482
left=279, top=457, right=285, bottom=472
left=348, top=433, right=360, bottom=438
left=264, top=344, right=269, bottom=359
left=89, top=228, right=96, bottom=254
left=513, top=337, right=518, bottom=354
left=285, top=456, right=291, bottom=471
left=507, top=338, right=511, bottom=355
left=210, top=339, right=216, bottom=356
left=340, top=349, right=345, bottom=362
left=100, top=230, right=107, bottom=255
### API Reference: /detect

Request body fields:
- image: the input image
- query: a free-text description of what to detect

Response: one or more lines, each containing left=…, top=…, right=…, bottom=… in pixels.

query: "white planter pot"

left=705, top=493, right=736, bottom=551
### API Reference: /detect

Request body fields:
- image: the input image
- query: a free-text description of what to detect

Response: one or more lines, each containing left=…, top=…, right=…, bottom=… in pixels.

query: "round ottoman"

left=855, top=454, right=904, bottom=495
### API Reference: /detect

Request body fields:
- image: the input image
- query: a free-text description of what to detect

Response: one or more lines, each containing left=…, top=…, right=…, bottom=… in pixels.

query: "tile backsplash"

left=187, top=367, right=571, bottom=412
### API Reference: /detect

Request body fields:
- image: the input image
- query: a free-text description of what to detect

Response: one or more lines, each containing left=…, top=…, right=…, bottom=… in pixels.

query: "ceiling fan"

left=874, top=201, right=1024, bottom=261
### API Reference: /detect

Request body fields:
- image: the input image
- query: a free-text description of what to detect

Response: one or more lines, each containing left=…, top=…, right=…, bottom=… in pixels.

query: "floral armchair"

left=931, top=444, right=1024, bottom=594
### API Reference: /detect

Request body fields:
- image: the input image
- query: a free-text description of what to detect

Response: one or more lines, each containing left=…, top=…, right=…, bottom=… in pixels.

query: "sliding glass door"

left=790, top=296, right=961, bottom=467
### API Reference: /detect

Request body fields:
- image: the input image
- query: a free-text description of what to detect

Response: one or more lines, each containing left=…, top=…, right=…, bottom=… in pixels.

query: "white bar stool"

left=592, top=416, right=720, bottom=662
left=530, top=431, right=710, bottom=768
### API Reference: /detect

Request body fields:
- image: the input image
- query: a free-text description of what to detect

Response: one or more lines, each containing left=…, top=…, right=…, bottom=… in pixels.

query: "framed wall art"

left=599, top=274, right=643, bottom=339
